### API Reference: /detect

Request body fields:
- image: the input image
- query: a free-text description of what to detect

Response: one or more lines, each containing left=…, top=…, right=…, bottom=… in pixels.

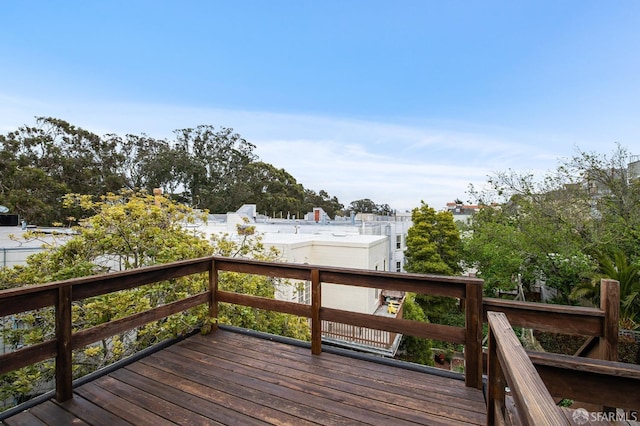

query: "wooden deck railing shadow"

left=486, top=311, right=640, bottom=425
left=0, top=255, right=628, bottom=417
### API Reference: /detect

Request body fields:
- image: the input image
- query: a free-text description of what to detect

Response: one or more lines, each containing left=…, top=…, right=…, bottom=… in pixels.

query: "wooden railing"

left=487, top=311, right=640, bottom=425
left=483, top=279, right=620, bottom=363
left=0, top=255, right=628, bottom=415
left=487, top=311, right=569, bottom=425
left=0, top=255, right=485, bottom=410
left=211, top=256, right=485, bottom=388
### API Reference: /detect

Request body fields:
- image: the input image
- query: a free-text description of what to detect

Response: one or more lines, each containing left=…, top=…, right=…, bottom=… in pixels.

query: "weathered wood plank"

left=126, top=360, right=316, bottom=425
left=55, top=285, right=72, bottom=402
left=483, top=297, right=604, bottom=335
left=529, top=350, right=640, bottom=411
left=28, top=400, right=88, bottom=425
left=319, top=269, right=469, bottom=298
left=197, top=330, right=483, bottom=403
left=92, top=375, right=223, bottom=425
left=213, top=257, right=311, bottom=280
left=148, top=345, right=482, bottom=426
left=487, top=311, right=567, bottom=425
left=310, top=268, right=322, bottom=355
left=208, top=259, right=218, bottom=331
left=0, top=289, right=57, bottom=317
left=56, top=393, right=133, bottom=426
left=71, top=261, right=210, bottom=301
left=2, top=410, right=49, bottom=426
left=215, top=290, right=312, bottom=317
left=465, top=280, right=483, bottom=389
left=600, top=279, right=620, bottom=361
left=2, top=328, right=488, bottom=426
left=179, top=332, right=486, bottom=420
left=187, top=330, right=485, bottom=421
left=0, top=340, right=57, bottom=375
left=487, top=321, right=506, bottom=426
left=74, top=382, right=176, bottom=426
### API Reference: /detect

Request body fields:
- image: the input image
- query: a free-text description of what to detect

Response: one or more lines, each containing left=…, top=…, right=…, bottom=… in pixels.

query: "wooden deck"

left=2, top=328, right=487, bottom=425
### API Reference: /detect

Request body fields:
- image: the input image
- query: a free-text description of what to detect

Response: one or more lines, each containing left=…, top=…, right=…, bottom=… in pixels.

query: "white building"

left=202, top=206, right=391, bottom=315
left=203, top=205, right=406, bottom=355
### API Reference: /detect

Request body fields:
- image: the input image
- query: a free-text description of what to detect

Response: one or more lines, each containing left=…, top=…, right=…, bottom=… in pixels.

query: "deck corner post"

left=600, top=278, right=619, bottom=362
left=311, top=269, right=322, bottom=355
left=464, top=281, right=483, bottom=389
left=55, top=285, right=73, bottom=402
left=209, top=259, right=219, bottom=332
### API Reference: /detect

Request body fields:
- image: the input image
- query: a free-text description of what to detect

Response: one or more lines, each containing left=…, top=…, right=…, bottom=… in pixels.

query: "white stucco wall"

left=260, top=233, right=388, bottom=314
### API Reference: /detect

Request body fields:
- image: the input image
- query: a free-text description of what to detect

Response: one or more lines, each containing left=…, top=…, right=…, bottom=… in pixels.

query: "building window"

left=296, top=281, right=311, bottom=304
left=396, top=234, right=402, bottom=250
left=396, top=261, right=402, bottom=272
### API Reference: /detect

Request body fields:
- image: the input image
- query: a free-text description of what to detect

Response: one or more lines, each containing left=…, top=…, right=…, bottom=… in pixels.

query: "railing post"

left=209, top=259, right=219, bottom=332
left=311, top=269, right=322, bottom=355
left=55, top=285, right=73, bottom=402
left=465, top=281, right=483, bottom=389
left=486, top=319, right=505, bottom=425
left=600, top=278, right=619, bottom=362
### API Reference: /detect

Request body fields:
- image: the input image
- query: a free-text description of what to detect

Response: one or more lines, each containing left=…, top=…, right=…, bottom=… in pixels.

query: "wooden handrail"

left=487, top=311, right=568, bottom=425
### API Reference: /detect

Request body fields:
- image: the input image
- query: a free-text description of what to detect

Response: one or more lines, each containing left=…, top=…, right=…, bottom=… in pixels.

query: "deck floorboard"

left=2, top=329, right=487, bottom=425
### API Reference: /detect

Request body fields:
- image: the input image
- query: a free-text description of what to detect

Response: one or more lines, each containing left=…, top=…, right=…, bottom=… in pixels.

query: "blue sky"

left=2, top=1, right=639, bottom=212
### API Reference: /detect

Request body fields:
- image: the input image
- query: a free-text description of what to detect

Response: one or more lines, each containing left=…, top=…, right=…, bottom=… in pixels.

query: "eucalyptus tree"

left=173, top=125, right=257, bottom=212
left=303, top=189, right=344, bottom=218
left=240, top=162, right=306, bottom=216
left=0, top=117, right=126, bottom=224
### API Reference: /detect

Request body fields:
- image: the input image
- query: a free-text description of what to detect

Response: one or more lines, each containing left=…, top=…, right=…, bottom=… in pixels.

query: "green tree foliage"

left=461, top=207, right=528, bottom=295
left=0, top=117, right=126, bottom=224
left=173, top=125, right=258, bottom=212
left=346, top=198, right=393, bottom=216
left=0, top=191, right=309, bottom=409
left=571, top=251, right=640, bottom=329
left=401, top=201, right=462, bottom=364
left=404, top=201, right=462, bottom=276
left=242, top=162, right=306, bottom=216
left=397, top=294, right=434, bottom=366
left=0, top=118, right=346, bottom=225
left=465, top=145, right=640, bottom=316
left=348, top=198, right=378, bottom=214
left=303, top=189, right=344, bottom=219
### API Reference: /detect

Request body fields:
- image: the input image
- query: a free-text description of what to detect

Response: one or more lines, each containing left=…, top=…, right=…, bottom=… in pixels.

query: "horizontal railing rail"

left=528, top=350, right=640, bottom=411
